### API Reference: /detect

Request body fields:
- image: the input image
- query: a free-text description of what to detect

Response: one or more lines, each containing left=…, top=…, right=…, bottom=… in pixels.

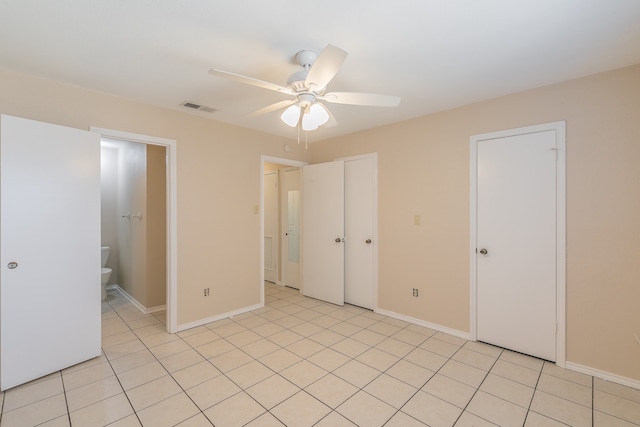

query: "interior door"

left=476, top=129, right=557, bottom=361
left=344, top=157, right=374, bottom=309
left=302, top=161, right=344, bottom=305
left=282, top=168, right=301, bottom=289
left=0, top=114, right=101, bottom=390
left=264, top=171, right=278, bottom=283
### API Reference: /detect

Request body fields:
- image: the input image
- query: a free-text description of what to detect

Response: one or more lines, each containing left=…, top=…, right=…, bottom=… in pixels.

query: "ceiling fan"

left=209, top=45, right=401, bottom=131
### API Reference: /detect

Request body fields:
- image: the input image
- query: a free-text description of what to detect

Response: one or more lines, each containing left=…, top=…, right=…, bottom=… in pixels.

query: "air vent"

left=181, top=102, right=216, bottom=113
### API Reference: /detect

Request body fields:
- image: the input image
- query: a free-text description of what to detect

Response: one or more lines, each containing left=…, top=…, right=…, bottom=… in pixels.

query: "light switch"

left=414, top=214, right=421, bottom=225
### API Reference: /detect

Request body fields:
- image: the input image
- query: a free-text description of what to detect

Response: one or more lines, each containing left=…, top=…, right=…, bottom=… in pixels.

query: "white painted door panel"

left=477, top=130, right=557, bottom=361
left=1, top=115, right=101, bottom=390
left=302, top=161, right=344, bottom=305
left=344, top=158, right=374, bottom=309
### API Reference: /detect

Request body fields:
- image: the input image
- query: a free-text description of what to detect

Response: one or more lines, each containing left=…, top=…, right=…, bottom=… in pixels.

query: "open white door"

left=1, top=115, right=101, bottom=390
left=302, top=161, right=344, bottom=305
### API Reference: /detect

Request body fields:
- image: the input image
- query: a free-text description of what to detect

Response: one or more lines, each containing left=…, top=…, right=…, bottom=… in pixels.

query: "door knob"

left=335, top=237, right=342, bottom=243
left=479, top=248, right=488, bottom=255
left=7, top=261, right=18, bottom=269
left=365, top=239, right=372, bottom=244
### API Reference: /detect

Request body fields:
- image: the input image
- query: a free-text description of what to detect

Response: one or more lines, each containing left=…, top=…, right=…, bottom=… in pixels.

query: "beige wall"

left=0, top=67, right=311, bottom=327
left=310, top=64, right=640, bottom=382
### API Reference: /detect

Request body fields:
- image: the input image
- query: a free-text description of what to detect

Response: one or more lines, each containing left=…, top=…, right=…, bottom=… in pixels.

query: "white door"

left=344, top=157, right=375, bottom=309
left=282, top=168, right=301, bottom=289
left=302, top=161, right=344, bottom=305
left=476, top=128, right=558, bottom=361
left=0, top=115, right=101, bottom=390
left=264, top=171, right=278, bottom=283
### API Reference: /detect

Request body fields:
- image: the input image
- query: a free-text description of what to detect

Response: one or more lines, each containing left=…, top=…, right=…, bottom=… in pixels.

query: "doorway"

left=261, top=156, right=307, bottom=303
left=92, top=127, right=178, bottom=333
left=470, top=121, right=566, bottom=364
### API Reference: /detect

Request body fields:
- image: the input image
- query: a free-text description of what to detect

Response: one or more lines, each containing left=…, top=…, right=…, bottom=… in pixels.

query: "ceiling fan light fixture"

left=302, top=103, right=329, bottom=131
left=281, top=104, right=301, bottom=127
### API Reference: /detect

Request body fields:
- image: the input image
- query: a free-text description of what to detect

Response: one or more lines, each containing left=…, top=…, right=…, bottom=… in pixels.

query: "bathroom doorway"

left=94, top=127, right=178, bottom=333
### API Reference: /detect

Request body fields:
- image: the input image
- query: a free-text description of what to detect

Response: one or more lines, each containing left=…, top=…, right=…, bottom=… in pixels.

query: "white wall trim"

left=107, top=285, right=166, bottom=314
left=469, top=121, right=566, bottom=366
left=175, top=303, right=263, bottom=333
left=260, top=156, right=308, bottom=306
left=91, top=126, right=178, bottom=333
left=375, top=308, right=471, bottom=341
left=565, top=361, right=640, bottom=391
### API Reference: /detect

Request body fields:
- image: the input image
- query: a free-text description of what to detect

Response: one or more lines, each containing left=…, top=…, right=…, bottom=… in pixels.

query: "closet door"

left=301, top=161, right=344, bottom=305
left=344, top=157, right=375, bottom=309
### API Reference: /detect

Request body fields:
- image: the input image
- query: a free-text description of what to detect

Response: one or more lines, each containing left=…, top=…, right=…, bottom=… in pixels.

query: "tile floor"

left=1, top=283, right=639, bottom=426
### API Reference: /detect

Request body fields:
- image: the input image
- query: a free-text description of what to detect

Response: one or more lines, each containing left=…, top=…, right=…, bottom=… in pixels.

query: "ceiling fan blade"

left=304, top=45, right=348, bottom=91
left=321, top=91, right=401, bottom=107
left=317, top=102, right=337, bottom=128
left=247, top=99, right=297, bottom=117
left=209, top=69, right=293, bottom=95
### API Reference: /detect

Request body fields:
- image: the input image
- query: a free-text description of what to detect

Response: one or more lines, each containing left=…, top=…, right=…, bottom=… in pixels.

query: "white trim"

left=107, top=285, right=167, bottom=314
left=260, top=156, right=308, bottom=306
left=565, top=361, right=640, bottom=391
left=91, top=126, right=178, bottom=333
left=335, top=153, right=379, bottom=311
left=175, top=303, right=263, bottom=333
left=375, top=308, right=471, bottom=341
left=469, top=121, right=566, bottom=366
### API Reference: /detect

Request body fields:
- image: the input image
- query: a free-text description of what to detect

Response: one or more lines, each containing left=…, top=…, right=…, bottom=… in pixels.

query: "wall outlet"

left=204, top=288, right=210, bottom=296
left=412, top=288, right=419, bottom=297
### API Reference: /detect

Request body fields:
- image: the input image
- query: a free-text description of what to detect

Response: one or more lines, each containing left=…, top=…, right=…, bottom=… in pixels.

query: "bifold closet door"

left=0, top=114, right=101, bottom=390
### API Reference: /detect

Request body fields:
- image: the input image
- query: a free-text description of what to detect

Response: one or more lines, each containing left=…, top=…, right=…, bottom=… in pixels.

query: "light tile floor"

left=1, top=282, right=639, bottom=426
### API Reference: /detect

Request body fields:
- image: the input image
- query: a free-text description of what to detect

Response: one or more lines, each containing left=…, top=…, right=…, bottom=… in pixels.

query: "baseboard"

left=108, top=285, right=166, bottom=314
left=565, top=361, right=640, bottom=391
left=175, top=303, right=264, bottom=333
left=375, top=307, right=471, bottom=341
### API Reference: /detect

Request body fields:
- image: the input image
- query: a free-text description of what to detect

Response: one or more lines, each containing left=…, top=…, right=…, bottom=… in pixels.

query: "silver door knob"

left=335, top=237, right=342, bottom=243
left=7, top=262, right=18, bottom=269
left=479, top=248, right=488, bottom=255
left=365, top=239, right=372, bottom=244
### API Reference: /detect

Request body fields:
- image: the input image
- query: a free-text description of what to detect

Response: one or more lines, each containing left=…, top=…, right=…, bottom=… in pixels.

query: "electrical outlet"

left=412, top=288, right=419, bottom=297
left=204, top=288, right=210, bottom=296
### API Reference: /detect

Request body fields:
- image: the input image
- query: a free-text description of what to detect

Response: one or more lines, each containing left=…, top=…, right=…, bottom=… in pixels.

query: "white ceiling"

left=1, top=1, right=639, bottom=142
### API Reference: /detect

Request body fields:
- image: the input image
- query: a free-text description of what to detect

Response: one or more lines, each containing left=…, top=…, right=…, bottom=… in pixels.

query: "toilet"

left=101, top=246, right=112, bottom=300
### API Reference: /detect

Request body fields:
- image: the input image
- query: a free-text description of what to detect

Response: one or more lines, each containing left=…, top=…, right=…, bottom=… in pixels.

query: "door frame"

left=336, top=153, right=379, bottom=311
left=91, top=127, right=179, bottom=334
left=260, top=156, right=307, bottom=305
left=469, top=121, right=566, bottom=366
